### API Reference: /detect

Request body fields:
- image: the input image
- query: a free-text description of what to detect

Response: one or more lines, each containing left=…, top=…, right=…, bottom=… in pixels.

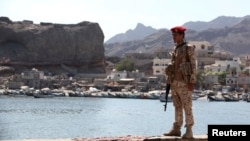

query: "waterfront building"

left=21, top=68, right=44, bottom=89
left=152, top=57, right=170, bottom=76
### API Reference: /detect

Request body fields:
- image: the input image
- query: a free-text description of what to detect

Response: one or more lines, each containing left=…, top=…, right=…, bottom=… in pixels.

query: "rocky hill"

left=184, top=15, right=250, bottom=31
left=0, top=17, right=105, bottom=75
left=104, top=15, right=250, bottom=57
left=105, top=23, right=158, bottom=44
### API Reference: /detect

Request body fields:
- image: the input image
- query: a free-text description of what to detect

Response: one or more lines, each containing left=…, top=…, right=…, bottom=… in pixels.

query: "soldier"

left=164, top=26, right=197, bottom=139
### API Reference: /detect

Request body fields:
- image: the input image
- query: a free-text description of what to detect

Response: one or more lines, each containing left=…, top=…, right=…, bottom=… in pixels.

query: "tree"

left=242, top=70, right=250, bottom=76
left=217, top=72, right=227, bottom=85
left=196, top=69, right=205, bottom=90
left=240, top=64, right=245, bottom=72
left=115, top=59, right=134, bottom=71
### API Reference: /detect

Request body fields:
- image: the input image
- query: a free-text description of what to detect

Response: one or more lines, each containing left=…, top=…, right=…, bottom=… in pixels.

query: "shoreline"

left=0, top=88, right=166, bottom=100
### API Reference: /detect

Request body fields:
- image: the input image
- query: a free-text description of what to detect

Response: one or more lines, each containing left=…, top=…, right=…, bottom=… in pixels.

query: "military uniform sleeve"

left=187, top=44, right=197, bottom=84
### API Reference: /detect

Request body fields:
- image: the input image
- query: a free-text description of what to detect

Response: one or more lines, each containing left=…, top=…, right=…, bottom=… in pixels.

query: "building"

left=21, top=68, right=44, bottom=89
left=106, top=70, right=128, bottom=82
left=204, top=59, right=241, bottom=75
left=203, top=75, right=219, bottom=90
left=152, top=57, right=171, bottom=76
left=7, top=75, right=24, bottom=89
left=190, top=41, right=233, bottom=69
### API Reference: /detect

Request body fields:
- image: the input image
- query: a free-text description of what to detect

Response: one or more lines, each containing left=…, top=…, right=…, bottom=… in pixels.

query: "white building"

left=204, top=59, right=241, bottom=76
left=21, top=68, right=45, bottom=89
left=152, top=58, right=171, bottom=76
left=106, top=69, right=128, bottom=82
left=189, top=41, right=214, bottom=55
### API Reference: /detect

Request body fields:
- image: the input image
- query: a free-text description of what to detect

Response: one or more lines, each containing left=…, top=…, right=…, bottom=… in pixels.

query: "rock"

left=0, top=66, right=15, bottom=75
left=0, top=17, right=105, bottom=74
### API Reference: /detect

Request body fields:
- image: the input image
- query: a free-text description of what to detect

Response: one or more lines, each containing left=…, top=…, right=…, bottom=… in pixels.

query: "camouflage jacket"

left=165, top=42, right=197, bottom=84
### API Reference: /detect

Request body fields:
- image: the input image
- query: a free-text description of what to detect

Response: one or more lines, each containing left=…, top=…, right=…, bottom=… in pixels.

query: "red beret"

left=171, top=26, right=186, bottom=33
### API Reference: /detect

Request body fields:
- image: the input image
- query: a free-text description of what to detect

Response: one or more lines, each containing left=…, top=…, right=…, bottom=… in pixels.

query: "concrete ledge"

left=0, top=139, right=72, bottom=141
left=1, top=135, right=208, bottom=141
left=144, top=135, right=208, bottom=141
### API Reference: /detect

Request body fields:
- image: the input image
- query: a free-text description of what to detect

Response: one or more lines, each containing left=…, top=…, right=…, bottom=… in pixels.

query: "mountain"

left=105, top=23, right=158, bottom=44
left=104, top=15, right=250, bottom=57
left=184, top=15, right=250, bottom=31
left=104, top=29, right=172, bottom=56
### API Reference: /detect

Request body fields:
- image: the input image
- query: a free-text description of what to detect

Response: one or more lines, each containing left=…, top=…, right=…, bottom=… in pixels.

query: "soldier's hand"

left=165, top=67, right=168, bottom=75
left=165, top=63, right=173, bottom=75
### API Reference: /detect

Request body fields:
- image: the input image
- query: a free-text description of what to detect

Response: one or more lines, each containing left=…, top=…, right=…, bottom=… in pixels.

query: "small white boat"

left=159, top=92, right=172, bottom=102
left=160, top=92, right=198, bottom=102
left=33, top=89, right=54, bottom=98
left=33, top=93, right=54, bottom=98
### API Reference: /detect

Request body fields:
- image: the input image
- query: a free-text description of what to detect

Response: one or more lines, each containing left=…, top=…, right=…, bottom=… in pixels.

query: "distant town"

left=1, top=40, right=250, bottom=98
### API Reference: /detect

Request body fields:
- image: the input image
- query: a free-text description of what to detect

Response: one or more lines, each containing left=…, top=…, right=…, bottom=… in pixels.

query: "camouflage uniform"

left=166, top=42, right=197, bottom=129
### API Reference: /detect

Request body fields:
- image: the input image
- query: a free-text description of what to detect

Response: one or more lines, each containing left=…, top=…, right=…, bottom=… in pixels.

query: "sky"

left=1, top=0, right=250, bottom=42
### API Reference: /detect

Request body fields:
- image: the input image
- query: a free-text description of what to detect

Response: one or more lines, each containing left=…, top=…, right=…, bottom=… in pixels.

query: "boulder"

left=0, top=17, right=105, bottom=74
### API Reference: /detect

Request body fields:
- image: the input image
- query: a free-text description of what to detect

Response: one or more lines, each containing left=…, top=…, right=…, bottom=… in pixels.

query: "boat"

left=33, top=89, right=54, bottom=98
left=192, top=94, right=199, bottom=100
left=159, top=92, right=172, bottom=102
left=193, top=89, right=206, bottom=98
left=33, top=93, right=54, bottom=98
left=207, top=95, right=225, bottom=101
left=146, top=90, right=164, bottom=99
left=245, top=93, right=250, bottom=102
left=247, top=98, right=250, bottom=102
left=222, top=93, right=240, bottom=102
left=159, top=91, right=198, bottom=102
left=242, top=92, right=250, bottom=102
left=219, top=86, right=240, bottom=102
left=207, top=91, right=225, bottom=102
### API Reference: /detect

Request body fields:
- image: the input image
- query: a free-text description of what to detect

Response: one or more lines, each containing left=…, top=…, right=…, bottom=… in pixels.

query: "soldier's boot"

left=182, top=126, right=193, bottom=139
left=163, top=125, right=181, bottom=136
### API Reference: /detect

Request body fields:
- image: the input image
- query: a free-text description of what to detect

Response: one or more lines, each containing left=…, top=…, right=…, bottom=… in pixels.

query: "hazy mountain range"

left=104, top=15, right=250, bottom=57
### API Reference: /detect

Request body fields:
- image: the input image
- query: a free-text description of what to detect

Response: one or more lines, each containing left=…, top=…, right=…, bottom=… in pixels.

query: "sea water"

left=0, top=95, right=249, bottom=140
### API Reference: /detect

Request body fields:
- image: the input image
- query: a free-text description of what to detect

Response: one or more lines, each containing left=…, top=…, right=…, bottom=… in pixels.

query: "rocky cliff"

left=0, top=17, right=105, bottom=74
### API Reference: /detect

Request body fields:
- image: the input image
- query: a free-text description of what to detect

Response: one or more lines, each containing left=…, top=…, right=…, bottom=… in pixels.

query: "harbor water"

left=0, top=95, right=249, bottom=140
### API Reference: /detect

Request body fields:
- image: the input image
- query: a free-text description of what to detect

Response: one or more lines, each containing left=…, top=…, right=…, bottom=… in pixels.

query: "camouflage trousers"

left=171, top=80, right=194, bottom=128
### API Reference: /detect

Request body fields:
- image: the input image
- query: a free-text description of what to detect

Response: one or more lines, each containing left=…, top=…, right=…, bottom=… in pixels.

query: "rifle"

left=163, top=83, right=171, bottom=111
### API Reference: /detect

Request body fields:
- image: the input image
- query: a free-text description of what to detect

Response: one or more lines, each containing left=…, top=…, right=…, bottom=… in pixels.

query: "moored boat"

left=33, top=89, right=54, bottom=98
left=207, top=91, right=225, bottom=102
left=33, top=93, right=54, bottom=98
left=222, top=93, right=240, bottom=102
left=159, top=92, right=172, bottom=102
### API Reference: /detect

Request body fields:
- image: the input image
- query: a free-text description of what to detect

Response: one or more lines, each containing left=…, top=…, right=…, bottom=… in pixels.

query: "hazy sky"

left=1, top=0, right=250, bottom=41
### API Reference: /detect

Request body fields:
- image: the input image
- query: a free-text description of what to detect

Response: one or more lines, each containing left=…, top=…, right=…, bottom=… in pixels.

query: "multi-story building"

left=21, top=68, right=44, bottom=89
left=204, top=58, right=241, bottom=75
left=203, top=57, right=250, bottom=90
left=190, top=41, right=233, bottom=69
left=239, top=54, right=250, bottom=67
left=152, top=57, right=171, bottom=76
